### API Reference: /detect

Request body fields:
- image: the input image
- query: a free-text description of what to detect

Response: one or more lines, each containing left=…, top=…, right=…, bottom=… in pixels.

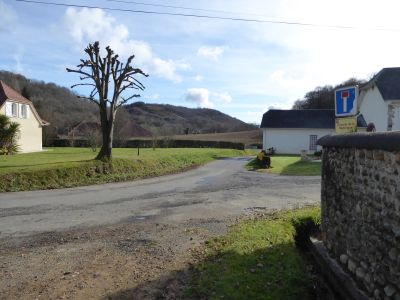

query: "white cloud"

left=213, top=92, right=232, bottom=103
left=194, top=75, right=203, bottom=82
left=184, top=88, right=233, bottom=108
left=185, top=88, right=213, bottom=108
left=14, top=54, right=23, bottom=73
left=64, top=7, right=189, bottom=83
left=197, top=46, right=226, bottom=61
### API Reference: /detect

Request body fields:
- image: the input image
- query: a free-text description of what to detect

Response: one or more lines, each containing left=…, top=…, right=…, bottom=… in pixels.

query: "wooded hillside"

left=292, top=77, right=366, bottom=110
left=0, top=71, right=256, bottom=141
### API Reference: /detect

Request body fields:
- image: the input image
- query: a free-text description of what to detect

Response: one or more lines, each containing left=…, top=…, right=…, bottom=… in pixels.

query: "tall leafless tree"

left=67, top=41, right=148, bottom=161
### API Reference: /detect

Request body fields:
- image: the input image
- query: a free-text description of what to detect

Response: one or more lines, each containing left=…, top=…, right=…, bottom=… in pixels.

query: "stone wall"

left=317, top=132, right=400, bottom=300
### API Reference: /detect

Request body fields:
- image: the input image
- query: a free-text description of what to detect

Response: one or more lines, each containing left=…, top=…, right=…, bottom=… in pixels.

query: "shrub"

left=313, top=150, right=322, bottom=157
left=46, top=139, right=245, bottom=150
left=0, top=115, right=20, bottom=155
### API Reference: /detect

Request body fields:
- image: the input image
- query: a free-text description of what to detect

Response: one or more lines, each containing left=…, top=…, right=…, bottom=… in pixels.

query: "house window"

left=11, top=103, right=18, bottom=117
left=20, top=104, right=27, bottom=119
left=5, top=102, right=12, bottom=117
left=309, top=135, right=318, bottom=151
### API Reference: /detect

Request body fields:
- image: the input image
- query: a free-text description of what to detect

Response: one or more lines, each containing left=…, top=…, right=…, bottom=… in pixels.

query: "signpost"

left=334, top=86, right=358, bottom=133
left=335, top=86, right=358, bottom=117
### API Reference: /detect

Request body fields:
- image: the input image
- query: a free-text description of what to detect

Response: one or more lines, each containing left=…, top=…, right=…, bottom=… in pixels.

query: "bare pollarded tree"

left=67, top=41, right=148, bottom=161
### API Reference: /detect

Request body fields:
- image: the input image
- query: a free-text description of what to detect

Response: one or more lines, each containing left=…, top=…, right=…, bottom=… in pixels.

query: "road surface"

left=0, top=157, right=320, bottom=239
left=0, top=157, right=322, bottom=299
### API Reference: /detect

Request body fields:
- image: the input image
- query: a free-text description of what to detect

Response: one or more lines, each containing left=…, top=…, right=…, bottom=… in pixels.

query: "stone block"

left=384, top=152, right=393, bottom=163
left=348, top=259, right=357, bottom=273
left=364, top=273, right=371, bottom=284
left=340, top=254, right=348, bottom=265
left=389, top=248, right=398, bottom=261
left=392, top=226, right=400, bottom=237
left=373, top=150, right=385, bottom=161
left=361, top=261, right=369, bottom=270
left=384, top=284, right=397, bottom=297
left=356, top=267, right=366, bottom=280
left=374, top=289, right=381, bottom=300
left=395, top=152, right=400, bottom=164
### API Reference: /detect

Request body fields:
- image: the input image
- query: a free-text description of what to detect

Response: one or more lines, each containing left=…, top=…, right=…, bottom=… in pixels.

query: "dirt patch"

left=0, top=216, right=234, bottom=300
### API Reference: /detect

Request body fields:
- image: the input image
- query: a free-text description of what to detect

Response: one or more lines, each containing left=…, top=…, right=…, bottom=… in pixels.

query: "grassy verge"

left=0, top=147, right=255, bottom=192
left=187, top=206, right=321, bottom=300
left=247, top=155, right=322, bottom=176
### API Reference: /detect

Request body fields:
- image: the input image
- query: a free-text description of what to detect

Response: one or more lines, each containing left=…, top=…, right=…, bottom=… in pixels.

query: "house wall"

left=0, top=101, right=43, bottom=152
left=359, top=87, right=388, bottom=132
left=262, top=128, right=333, bottom=154
left=388, top=103, right=400, bottom=131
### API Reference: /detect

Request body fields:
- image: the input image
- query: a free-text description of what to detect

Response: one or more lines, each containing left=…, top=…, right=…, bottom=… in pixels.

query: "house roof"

left=0, top=80, right=48, bottom=126
left=260, top=109, right=367, bottom=129
left=361, top=67, right=400, bottom=100
left=0, top=81, right=32, bottom=106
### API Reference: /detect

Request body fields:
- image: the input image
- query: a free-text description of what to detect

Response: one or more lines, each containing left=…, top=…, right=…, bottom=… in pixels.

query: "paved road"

left=0, top=157, right=321, bottom=238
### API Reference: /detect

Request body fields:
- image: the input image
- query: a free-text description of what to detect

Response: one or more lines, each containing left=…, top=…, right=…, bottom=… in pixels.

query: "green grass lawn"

left=187, top=206, right=321, bottom=300
left=0, top=147, right=255, bottom=192
left=247, top=155, right=322, bottom=176
left=0, top=147, right=252, bottom=173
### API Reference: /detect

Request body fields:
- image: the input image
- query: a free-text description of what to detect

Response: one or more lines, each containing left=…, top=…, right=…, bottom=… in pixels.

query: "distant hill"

left=125, top=102, right=256, bottom=135
left=0, top=71, right=257, bottom=140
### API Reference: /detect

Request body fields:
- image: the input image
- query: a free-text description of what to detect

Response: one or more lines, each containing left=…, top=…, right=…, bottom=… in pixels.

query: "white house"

left=260, top=109, right=367, bottom=154
left=358, top=67, right=400, bottom=132
left=0, top=81, right=48, bottom=152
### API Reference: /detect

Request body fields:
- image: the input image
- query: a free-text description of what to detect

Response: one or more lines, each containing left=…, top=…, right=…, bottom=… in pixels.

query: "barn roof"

left=260, top=109, right=367, bottom=129
left=361, top=67, right=400, bottom=100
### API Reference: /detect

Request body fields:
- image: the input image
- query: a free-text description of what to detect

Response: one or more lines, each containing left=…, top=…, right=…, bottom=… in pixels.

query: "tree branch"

left=117, top=94, right=141, bottom=108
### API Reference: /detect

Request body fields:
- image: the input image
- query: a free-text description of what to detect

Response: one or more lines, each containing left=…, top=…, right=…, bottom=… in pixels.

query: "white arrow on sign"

left=342, top=90, right=349, bottom=113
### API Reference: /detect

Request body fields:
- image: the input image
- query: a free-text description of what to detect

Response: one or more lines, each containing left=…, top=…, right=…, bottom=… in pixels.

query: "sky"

left=1, top=0, right=400, bottom=124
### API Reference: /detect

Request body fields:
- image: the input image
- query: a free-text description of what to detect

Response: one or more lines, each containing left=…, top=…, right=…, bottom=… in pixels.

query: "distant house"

left=0, top=81, right=48, bottom=152
left=359, top=67, right=400, bottom=132
left=260, top=109, right=367, bottom=154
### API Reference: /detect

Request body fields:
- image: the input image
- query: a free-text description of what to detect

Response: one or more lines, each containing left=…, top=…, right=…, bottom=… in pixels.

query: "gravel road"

left=0, top=157, right=321, bottom=299
left=0, top=157, right=320, bottom=238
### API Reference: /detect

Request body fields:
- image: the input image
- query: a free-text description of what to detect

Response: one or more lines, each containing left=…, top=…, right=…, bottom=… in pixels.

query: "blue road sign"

left=335, top=86, right=358, bottom=117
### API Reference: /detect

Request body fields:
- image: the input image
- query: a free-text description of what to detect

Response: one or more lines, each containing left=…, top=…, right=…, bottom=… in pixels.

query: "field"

left=0, top=147, right=256, bottom=192
left=171, top=129, right=262, bottom=146
left=247, top=155, right=322, bottom=176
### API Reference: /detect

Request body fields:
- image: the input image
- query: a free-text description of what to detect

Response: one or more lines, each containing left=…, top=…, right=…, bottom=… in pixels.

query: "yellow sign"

left=335, top=117, right=357, bottom=133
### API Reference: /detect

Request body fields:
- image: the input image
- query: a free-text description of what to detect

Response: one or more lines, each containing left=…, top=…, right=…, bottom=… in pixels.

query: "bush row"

left=0, top=157, right=195, bottom=192
left=45, top=139, right=245, bottom=150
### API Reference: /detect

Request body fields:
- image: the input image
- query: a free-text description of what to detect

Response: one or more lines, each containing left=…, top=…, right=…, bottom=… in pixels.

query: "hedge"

left=46, top=139, right=245, bottom=150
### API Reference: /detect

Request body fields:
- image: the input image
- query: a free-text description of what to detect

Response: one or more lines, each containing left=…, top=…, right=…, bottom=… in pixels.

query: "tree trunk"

left=96, top=122, right=113, bottom=161
left=96, top=107, right=114, bottom=161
